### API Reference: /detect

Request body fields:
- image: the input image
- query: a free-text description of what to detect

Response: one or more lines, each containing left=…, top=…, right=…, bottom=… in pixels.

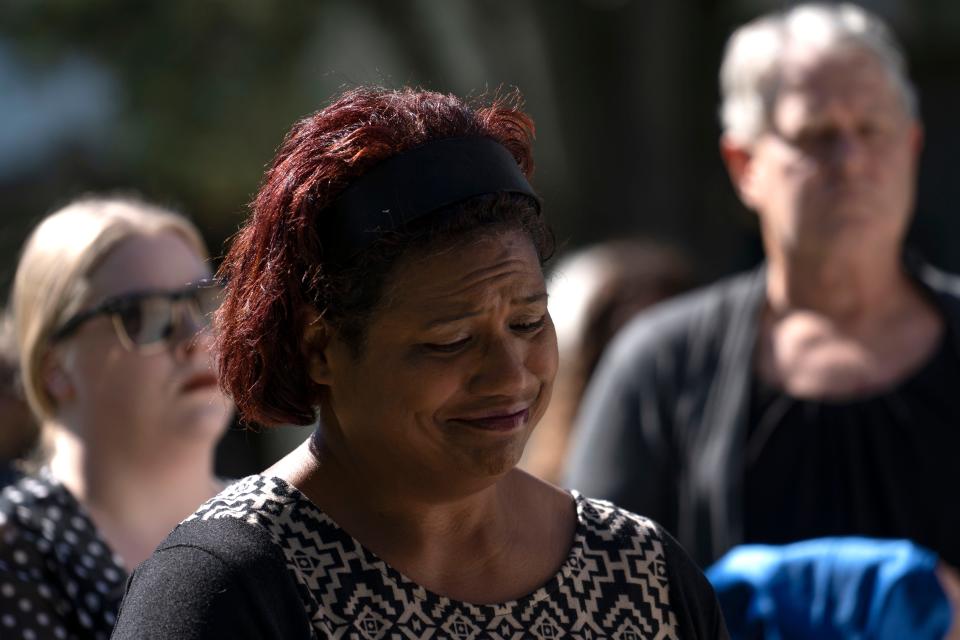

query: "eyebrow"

left=423, top=292, right=548, bottom=329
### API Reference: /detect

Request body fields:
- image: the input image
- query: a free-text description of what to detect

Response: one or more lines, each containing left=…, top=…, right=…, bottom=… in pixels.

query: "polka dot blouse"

left=0, top=470, right=126, bottom=640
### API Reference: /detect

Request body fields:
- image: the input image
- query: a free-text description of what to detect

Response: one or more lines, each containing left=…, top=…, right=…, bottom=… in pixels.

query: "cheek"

left=76, top=349, right=172, bottom=411
left=528, top=327, right=559, bottom=387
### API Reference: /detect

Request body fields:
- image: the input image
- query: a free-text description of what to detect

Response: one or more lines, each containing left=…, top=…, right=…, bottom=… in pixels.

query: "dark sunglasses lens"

left=118, top=296, right=175, bottom=346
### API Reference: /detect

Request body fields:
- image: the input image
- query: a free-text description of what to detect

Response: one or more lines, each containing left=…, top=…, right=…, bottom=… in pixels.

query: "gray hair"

left=719, top=3, right=918, bottom=145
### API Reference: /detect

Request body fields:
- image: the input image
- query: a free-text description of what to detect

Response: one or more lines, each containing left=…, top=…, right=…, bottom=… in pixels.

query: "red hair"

left=216, top=87, right=539, bottom=426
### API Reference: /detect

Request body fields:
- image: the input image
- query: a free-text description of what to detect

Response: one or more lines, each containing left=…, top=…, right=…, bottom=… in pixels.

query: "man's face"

left=736, top=46, right=921, bottom=258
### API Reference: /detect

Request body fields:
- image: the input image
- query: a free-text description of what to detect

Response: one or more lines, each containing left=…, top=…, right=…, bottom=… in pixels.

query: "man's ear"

left=910, top=121, right=924, bottom=160
left=301, top=308, right=334, bottom=386
left=720, top=135, right=759, bottom=209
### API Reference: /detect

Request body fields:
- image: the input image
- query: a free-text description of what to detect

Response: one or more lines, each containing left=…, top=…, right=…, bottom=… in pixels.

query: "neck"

left=46, top=422, right=220, bottom=569
left=280, top=431, right=518, bottom=571
left=765, top=244, right=908, bottom=321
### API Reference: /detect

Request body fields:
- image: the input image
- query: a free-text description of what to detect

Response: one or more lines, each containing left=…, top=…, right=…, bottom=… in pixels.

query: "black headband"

left=322, top=135, right=539, bottom=254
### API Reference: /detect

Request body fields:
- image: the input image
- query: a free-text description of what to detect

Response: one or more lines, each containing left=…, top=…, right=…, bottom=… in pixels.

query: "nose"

left=468, top=333, right=536, bottom=398
left=829, top=131, right=868, bottom=176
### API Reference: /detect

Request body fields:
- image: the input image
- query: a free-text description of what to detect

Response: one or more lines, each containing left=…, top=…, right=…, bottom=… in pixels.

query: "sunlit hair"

left=216, top=86, right=550, bottom=427
left=719, top=2, right=918, bottom=145
left=11, top=195, right=207, bottom=422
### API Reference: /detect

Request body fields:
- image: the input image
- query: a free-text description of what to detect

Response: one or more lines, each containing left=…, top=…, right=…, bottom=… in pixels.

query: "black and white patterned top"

left=0, top=471, right=126, bottom=640
left=113, top=475, right=727, bottom=639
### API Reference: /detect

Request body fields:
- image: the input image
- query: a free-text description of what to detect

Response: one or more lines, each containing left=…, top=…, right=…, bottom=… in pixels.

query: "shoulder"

left=572, top=495, right=729, bottom=638
left=0, top=473, right=65, bottom=528
left=0, top=474, right=126, bottom=637
left=159, top=474, right=305, bottom=576
left=0, top=473, right=76, bottom=566
left=123, top=474, right=305, bottom=609
left=114, top=504, right=310, bottom=639
left=575, top=493, right=663, bottom=542
left=600, top=268, right=762, bottom=376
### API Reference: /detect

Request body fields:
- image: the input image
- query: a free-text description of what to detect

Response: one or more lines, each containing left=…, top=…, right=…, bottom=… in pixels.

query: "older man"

left=565, top=3, right=960, bottom=569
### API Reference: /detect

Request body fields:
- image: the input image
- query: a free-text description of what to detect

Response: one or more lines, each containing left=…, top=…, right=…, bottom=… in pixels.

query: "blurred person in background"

left=521, top=239, right=695, bottom=483
left=0, top=313, right=38, bottom=487
left=112, top=87, right=728, bottom=639
left=565, top=0, right=960, bottom=581
left=0, top=196, right=232, bottom=639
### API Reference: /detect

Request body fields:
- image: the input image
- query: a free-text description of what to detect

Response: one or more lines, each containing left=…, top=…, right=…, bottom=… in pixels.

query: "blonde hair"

left=11, top=195, right=208, bottom=421
left=720, top=2, right=918, bottom=145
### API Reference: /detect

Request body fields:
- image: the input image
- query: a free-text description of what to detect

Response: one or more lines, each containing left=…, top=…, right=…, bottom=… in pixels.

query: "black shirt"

left=745, top=334, right=960, bottom=566
left=112, top=475, right=728, bottom=639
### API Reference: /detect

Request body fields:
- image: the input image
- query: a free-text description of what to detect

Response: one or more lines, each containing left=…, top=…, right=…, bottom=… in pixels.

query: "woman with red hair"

left=112, top=87, right=727, bottom=639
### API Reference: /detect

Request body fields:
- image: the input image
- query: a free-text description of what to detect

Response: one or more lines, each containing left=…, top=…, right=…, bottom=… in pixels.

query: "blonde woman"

left=0, top=196, right=231, bottom=639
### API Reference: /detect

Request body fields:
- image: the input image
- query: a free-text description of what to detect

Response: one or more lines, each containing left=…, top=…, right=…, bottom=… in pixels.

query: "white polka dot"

left=95, top=581, right=110, bottom=594
left=82, top=555, right=96, bottom=569
left=37, top=612, right=49, bottom=626
left=63, top=530, right=78, bottom=544
left=0, top=583, right=13, bottom=597
left=84, top=592, right=100, bottom=610
left=23, top=628, right=36, bottom=640
left=65, top=581, right=78, bottom=598
left=1, top=614, right=14, bottom=627
left=37, top=584, right=51, bottom=599
left=46, top=506, right=61, bottom=520
left=37, top=539, right=51, bottom=553
left=54, top=626, right=67, bottom=639
left=70, top=516, right=86, bottom=530
left=104, top=567, right=120, bottom=582
left=13, top=550, right=28, bottom=565
left=77, top=609, right=92, bottom=628
left=104, top=611, right=116, bottom=625
left=7, top=489, right=23, bottom=503
left=0, top=512, right=6, bottom=525
left=87, top=541, right=103, bottom=556
left=17, top=597, right=31, bottom=612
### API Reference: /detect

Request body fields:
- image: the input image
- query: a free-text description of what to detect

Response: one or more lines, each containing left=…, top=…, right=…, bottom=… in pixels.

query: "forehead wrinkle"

left=381, top=255, right=543, bottom=328
left=421, top=289, right=548, bottom=330
left=418, top=258, right=535, bottom=316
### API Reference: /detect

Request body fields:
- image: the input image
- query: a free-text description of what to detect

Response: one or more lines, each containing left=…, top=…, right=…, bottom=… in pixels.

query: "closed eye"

left=512, top=316, right=546, bottom=333
left=423, top=337, right=471, bottom=354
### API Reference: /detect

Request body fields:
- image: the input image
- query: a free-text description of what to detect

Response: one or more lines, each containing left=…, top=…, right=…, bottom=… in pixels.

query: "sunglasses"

left=51, top=279, right=224, bottom=354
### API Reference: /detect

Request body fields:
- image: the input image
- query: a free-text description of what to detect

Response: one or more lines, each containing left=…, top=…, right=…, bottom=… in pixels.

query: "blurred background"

left=2, top=0, right=959, bottom=474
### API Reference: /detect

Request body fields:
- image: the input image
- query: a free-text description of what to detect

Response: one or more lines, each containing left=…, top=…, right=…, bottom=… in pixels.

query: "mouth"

left=448, top=407, right=531, bottom=432
left=181, top=372, right=219, bottom=393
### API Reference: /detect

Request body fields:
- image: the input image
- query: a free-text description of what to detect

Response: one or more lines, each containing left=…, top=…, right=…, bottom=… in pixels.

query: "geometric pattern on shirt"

left=187, top=474, right=680, bottom=640
left=0, top=470, right=127, bottom=640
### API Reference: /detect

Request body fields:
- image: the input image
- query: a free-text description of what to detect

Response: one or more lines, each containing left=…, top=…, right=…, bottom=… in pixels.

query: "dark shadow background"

left=2, top=0, right=958, bottom=473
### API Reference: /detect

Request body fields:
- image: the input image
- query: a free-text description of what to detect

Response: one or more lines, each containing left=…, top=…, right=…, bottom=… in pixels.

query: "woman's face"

left=317, top=229, right=557, bottom=493
left=53, top=231, right=231, bottom=461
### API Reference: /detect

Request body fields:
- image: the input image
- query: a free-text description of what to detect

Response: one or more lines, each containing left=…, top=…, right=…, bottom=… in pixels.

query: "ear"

left=42, top=350, right=75, bottom=404
left=301, top=308, right=334, bottom=386
left=910, top=121, right=924, bottom=160
left=720, top=134, right=760, bottom=209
